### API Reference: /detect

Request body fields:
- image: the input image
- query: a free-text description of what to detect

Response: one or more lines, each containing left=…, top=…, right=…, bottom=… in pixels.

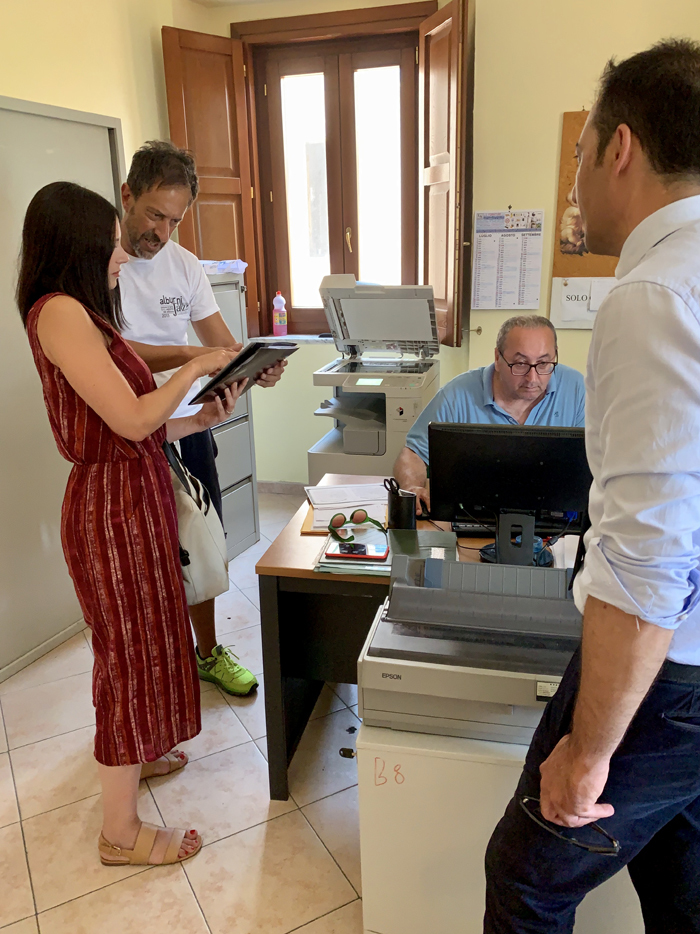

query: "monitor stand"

left=496, top=512, right=535, bottom=566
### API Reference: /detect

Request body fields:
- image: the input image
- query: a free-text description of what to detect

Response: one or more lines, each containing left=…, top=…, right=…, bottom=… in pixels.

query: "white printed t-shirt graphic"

left=119, top=240, right=220, bottom=418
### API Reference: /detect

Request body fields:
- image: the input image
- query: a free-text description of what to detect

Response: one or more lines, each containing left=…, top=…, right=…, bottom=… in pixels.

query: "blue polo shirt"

left=405, top=363, right=586, bottom=464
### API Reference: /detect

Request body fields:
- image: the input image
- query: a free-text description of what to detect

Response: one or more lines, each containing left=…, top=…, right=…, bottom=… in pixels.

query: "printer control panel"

left=343, top=372, right=431, bottom=392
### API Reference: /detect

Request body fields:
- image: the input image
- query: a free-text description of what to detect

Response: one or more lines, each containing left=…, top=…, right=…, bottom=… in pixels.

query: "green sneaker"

left=196, top=645, right=259, bottom=697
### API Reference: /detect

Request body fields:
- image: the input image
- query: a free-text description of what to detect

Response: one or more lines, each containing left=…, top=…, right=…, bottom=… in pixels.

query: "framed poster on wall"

left=550, top=111, right=617, bottom=329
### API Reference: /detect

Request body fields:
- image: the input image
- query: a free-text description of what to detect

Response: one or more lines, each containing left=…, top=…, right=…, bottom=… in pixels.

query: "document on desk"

left=471, top=210, right=544, bottom=310
left=305, top=483, right=387, bottom=509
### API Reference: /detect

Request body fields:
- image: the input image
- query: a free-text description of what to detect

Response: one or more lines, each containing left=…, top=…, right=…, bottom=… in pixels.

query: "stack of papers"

left=305, top=483, right=388, bottom=533
left=305, top=483, right=386, bottom=508
left=314, top=528, right=392, bottom=577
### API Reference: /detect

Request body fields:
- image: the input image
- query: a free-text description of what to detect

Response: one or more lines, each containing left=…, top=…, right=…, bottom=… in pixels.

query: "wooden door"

left=162, top=26, right=260, bottom=336
left=418, top=1, right=473, bottom=347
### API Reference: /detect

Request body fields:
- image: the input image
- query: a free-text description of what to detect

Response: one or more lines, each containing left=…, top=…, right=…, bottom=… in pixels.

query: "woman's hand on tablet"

left=188, top=348, right=239, bottom=380
left=194, top=380, right=248, bottom=430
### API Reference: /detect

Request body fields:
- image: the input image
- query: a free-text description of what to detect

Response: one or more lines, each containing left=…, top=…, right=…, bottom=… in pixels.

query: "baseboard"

left=227, top=529, right=261, bottom=561
left=0, top=618, right=87, bottom=684
left=257, top=481, right=307, bottom=496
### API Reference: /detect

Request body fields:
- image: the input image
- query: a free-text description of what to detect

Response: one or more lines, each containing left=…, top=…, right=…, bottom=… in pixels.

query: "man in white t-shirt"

left=119, top=141, right=285, bottom=699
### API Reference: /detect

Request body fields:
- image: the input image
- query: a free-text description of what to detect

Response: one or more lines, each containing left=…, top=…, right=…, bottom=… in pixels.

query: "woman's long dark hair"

left=16, top=181, right=125, bottom=330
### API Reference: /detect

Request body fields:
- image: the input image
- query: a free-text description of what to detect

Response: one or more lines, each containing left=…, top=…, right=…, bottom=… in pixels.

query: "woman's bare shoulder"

left=37, top=295, right=105, bottom=362
left=38, top=295, right=98, bottom=337
left=40, top=294, right=88, bottom=320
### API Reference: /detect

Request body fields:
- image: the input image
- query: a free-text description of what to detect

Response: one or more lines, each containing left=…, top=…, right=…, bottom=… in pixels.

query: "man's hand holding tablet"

left=189, top=340, right=299, bottom=404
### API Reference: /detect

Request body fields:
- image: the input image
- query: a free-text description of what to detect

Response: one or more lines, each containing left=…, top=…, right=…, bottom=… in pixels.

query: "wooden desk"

left=256, top=474, right=489, bottom=800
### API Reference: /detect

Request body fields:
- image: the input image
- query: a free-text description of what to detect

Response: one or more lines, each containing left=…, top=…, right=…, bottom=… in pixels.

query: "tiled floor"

left=0, top=491, right=364, bottom=933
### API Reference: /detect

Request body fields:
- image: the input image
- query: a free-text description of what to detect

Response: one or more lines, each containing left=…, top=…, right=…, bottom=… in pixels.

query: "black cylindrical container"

left=387, top=487, right=417, bottom=530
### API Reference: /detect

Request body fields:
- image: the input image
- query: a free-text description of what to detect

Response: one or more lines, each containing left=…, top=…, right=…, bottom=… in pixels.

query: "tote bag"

left=163, top=441, right=229, bottom=605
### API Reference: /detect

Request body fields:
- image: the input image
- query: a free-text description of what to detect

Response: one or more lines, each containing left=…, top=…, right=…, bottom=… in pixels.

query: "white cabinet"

left=191, top=273, right=260, bottom=560
left=357, top=725, right=644, bottom=934
left=214, top=419, right=253, bottom=491
left=0, top=97, right=125, bottom=680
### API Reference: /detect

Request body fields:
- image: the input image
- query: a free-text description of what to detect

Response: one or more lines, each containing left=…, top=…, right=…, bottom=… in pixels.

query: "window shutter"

left=162, top=26, right=261, bottom=336
left=418, top=1, right=473, bottom=347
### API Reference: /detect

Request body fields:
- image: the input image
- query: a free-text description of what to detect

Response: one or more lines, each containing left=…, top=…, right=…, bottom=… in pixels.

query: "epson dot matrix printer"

left=358, top=554, right=582, bottom=745
left=308, top=275, right=440, bottom=484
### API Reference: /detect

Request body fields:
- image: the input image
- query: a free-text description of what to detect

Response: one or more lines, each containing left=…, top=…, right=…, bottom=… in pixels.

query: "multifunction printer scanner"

left=358, top=554, right=582, bottom=745
left=307, top=275, right=440, bottom=484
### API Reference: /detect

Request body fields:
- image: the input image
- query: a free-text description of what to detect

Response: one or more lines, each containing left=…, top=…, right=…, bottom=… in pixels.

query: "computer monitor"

left=428, top=424, right=592, bottom=563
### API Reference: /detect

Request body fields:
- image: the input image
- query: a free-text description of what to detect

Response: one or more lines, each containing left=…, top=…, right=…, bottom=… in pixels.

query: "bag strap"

left=162, top=440, right=193, bottom=492
left=162, top=440, right=211, bottom=515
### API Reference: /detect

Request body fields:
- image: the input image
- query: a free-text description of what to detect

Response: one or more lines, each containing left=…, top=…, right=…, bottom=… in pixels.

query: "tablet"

left=189, top=341, right=299, bottom=404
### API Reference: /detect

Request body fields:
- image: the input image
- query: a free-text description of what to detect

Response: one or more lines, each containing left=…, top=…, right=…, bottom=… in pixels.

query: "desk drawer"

left=214, top=419, right=252, bottom=490
left=222, top=479, right=257, bottom=559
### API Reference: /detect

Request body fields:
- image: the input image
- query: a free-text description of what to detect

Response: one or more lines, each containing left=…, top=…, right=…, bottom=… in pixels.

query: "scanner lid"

left=319, top=275, right=440, bottom=357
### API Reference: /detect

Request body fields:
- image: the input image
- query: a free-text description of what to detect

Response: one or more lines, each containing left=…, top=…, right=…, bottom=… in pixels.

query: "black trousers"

left=179, top=428, right=223, bottom=523
left=484, top=649, right=700, bottom=933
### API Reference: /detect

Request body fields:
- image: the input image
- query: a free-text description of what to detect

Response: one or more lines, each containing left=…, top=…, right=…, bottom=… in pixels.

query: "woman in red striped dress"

left=18, top=181, right=245, bottom=865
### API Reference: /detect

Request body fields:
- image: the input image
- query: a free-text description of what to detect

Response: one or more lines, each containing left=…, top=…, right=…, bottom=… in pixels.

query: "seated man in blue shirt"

left=394, top=314, right=585, bottom=514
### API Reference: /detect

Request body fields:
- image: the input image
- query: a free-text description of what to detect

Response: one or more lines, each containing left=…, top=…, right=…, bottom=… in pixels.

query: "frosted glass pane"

left=280, top=73, right=330, bottom=308
left=354, top=66, right=402, bottom=285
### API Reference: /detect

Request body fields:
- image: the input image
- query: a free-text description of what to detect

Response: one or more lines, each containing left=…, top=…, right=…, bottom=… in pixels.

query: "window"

left=354, top=65, right=402, bottom=284
left=163, top=2, right=473, bottom=344
left=255, top=33, right=419, bottom=333
left=279, top=72, right=331, bottom=307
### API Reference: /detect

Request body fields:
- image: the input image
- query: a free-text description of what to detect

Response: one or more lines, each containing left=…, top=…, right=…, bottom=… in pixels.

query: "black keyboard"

left=451, top=520, right=578, bottom=539
left=451, top=521, right=494, bottom=537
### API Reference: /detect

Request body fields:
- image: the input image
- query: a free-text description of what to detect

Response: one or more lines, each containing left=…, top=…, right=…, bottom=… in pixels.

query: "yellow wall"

left=0, top=0, right=171, bottom=160
left=468, top=0, right=700, bottom=375
left=251, top=0, right=700, bottom=480
left=4, top=0, right=700, bottom=482
left=175, top=0, right=451, bottom=37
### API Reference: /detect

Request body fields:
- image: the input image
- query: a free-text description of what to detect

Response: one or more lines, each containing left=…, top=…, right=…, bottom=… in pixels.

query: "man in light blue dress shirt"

left=485, top=39, right=700, bottom=933
left=394, top=315, right=585, bottom=514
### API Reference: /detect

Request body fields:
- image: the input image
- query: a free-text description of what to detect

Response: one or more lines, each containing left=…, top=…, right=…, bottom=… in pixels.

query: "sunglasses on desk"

left=328, top=508, right=386, bottom=543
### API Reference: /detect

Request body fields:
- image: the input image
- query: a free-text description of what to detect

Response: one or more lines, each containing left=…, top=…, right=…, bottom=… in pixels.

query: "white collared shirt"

left=573, top=195, right=700, bottom=664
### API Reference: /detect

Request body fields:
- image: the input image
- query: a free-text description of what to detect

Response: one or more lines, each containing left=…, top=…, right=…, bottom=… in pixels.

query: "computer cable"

left=424, top=517, right=481, bottom=550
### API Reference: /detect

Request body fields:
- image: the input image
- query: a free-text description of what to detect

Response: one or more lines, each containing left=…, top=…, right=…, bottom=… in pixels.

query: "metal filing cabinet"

left=188, top=272, right=260, bottom=559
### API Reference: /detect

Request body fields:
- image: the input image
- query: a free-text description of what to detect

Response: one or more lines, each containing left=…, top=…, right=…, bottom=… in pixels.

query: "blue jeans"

left=484, top=649, right=700, bottom=933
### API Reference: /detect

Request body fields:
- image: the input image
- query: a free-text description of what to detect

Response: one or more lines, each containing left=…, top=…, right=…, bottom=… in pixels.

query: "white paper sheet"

left=551, top=534, right=580, bottom=569
left=471, top=210, right=544, bottom=310
left=305, top=483, right=387, bottom=508
left=589, top=277, right=616, bottom=312
left=561, top=278, right=592, bottom=321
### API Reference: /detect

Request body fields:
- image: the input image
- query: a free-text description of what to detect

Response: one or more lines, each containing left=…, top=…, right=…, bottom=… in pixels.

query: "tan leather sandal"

left=140, top=750, right=188, bottom=780
left=99, top=822, right=201, bottom=866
